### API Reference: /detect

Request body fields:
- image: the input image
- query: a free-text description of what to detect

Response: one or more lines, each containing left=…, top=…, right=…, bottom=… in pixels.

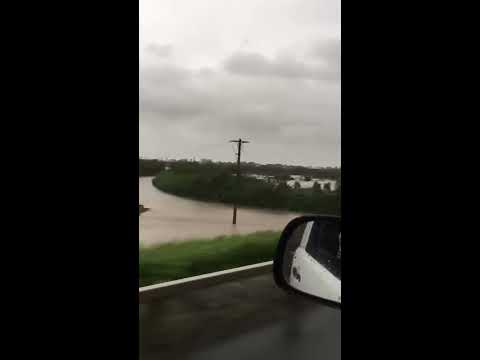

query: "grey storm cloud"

left=224, top=44, right=340, bottom=82
left=145, top=43, right=173, bottom=58
left=139, top=0, right=340, bottom=166
left=140, top=65, right=192, bottom=85
left=312, top=39, right=340, bottom=60
left=311, top=38, right=341, bottom=73
left=140, top=59, right=339, bottom=142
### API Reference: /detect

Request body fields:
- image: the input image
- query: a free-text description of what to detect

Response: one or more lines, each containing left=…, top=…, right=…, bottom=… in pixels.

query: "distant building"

left=247, top=173, right=337, bottom=190
left=286, top=176, right=337, bottom=190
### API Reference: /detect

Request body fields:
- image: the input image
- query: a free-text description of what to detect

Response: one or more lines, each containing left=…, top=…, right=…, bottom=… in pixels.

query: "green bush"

left=152, top=171, right=340, bottom=215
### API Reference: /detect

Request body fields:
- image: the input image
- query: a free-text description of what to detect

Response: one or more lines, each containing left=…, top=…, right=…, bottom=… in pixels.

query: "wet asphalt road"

left=140, top=273, right=341, bottom=360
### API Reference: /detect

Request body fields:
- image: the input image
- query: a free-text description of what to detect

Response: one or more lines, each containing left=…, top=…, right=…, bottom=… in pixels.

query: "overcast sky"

left=139, top=0, right=341, bottom=167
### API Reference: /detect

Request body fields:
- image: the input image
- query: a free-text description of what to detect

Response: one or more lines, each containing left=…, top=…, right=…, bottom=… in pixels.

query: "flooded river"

left=139, top=177, right=302, bottom=246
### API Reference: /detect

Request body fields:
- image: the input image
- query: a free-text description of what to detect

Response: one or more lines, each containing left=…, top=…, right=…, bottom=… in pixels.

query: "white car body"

left=288, top=221, right=341, bottom=303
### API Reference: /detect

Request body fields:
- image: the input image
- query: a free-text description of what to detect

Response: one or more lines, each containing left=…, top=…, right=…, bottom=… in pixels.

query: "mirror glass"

left=275, top=216, right=341, bottom=305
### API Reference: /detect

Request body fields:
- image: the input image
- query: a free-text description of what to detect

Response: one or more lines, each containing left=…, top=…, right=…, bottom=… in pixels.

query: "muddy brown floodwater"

left=139, top=177, right=302, bottom=246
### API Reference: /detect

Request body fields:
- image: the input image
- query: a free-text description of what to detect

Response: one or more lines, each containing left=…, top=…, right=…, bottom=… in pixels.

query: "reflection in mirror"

left=274, top=216, right=341, bottom=305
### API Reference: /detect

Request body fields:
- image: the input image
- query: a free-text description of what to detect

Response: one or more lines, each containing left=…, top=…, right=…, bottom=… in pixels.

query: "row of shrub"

left=152, top=171, right=340, bottom=215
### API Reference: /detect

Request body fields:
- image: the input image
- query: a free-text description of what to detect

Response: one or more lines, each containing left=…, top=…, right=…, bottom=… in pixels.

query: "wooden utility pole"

left=229, top=138, right=250, bottom=224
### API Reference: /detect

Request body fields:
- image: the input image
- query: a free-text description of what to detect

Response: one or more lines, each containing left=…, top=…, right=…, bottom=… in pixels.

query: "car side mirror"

left=273, top=215, right=341, bottom=308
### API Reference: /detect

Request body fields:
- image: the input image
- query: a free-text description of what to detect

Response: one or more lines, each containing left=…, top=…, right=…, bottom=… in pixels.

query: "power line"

left=230, top=142, right=238, bottom=159
left=228, top=138, right=250, bottom=225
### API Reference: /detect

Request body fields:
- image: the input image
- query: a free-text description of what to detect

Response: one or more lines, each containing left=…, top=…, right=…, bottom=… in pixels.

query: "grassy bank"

left=152, top=171, right=340, bottom=215
left=139, top=231, right=281, bottom=287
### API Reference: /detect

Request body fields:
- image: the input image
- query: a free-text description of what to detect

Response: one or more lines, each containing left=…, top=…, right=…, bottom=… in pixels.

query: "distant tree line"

left=140, top=158, right=341, bottom=181
left=152, top=171, right=340, bottom=216
left=139, top=159, right=165, bottom=177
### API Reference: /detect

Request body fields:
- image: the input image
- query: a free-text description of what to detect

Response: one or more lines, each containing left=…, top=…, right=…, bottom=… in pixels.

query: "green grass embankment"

left=139, top=231, right=281, bottom=287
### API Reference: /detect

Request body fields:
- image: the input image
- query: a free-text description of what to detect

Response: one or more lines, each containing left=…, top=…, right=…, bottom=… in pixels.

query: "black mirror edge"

left=273, top=214, right=342, bottom=310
